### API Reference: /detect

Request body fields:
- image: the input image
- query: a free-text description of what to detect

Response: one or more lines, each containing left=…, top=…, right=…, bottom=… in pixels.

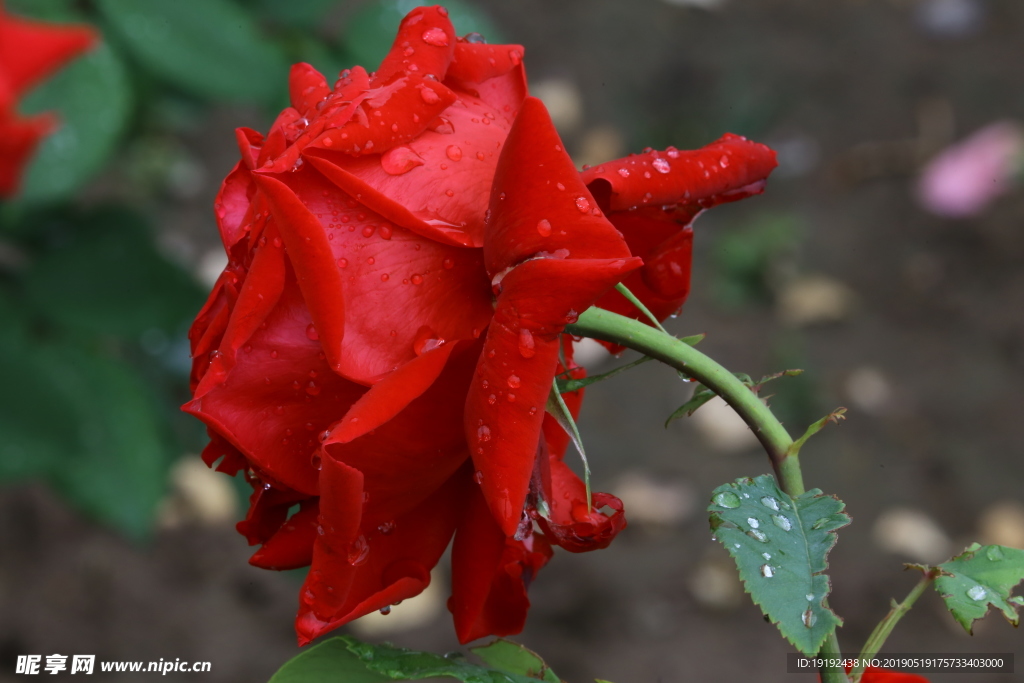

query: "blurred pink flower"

left=916, top=121, right=1023, bottom=218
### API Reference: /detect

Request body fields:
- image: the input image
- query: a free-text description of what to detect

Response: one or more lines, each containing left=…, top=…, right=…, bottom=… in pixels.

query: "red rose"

left=837, top=667, right=930, bottom=683
left=184, top=4, right=776, bottom=645
left=0, top=7, right=96, bottom=196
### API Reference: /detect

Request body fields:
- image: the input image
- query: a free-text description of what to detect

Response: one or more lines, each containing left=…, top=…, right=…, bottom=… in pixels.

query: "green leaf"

left=471, top=640, right=560, bottom=683
left=268, top=638, right=390, bottom=683
left=269, top=637, right=546, bottom=683
left=344, top=0, right=500, bottom=70
left=249, top=0, right=340, bottom=30
left=932, top=543, right=1024, bottom=634
left=556, top=354, right=652, bottom=393
left=97, top=0, right=289, bottom=105
left=708, top=475, right=850, bottom=656
left=0, top=335, right=171, bottom=539
left=22, top=207, right=205, bottom=337
left=546, top=380, right=590, bottom=505
left=17, top=42, right=132, bottom=203
left=665, top=369, right=803, bottom=426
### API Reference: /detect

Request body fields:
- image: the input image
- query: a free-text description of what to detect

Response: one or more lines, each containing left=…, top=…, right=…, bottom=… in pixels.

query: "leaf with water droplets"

left=268, top=636, right=553, bottom=683
left=708, top=475, right=850, bottom=656
left=471, top=640, right=561, bottom=683
left=928, top=543, right=1024, bottom=634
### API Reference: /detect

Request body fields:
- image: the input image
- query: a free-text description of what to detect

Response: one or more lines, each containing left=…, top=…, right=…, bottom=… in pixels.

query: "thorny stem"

left=566, top=306, right=849, bottom=683
left=849, top=569, right=939, bottom=683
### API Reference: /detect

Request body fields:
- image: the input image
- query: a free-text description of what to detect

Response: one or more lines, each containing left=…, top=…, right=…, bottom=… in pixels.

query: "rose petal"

left=183, top=279, right=366, bottom=496
left=0, top=111, right=52, bottom=196
left=296, top=463, right=465, bottom=645
left=288, top=63, right=330, bottom=118
left=249, top=499, right=320, bottom=570
left=264, top=164, right=492, bottom=384
left=582, top=134, right=777, bottom=214
left=0, top=11, right=96, bottom=100
left=373, top=5, right=455, bottom=85
left=485, top=97, right=634, bottom=278
left=467, top=257, right=640, bottom=536
left=449, top=482, right=552, bottom=643
left=445, top=42, right=528, bottom=125
left=537, top=459, right=626, bottom=553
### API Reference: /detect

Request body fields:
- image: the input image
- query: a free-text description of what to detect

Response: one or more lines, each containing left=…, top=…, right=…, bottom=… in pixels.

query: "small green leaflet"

left=708, top=475, right=850, bottom=656
left=666, top=369, right=802, bottom=427
left=268, top=637, right=560, bottom=683
left=930, top=543, right=1024, bottom=634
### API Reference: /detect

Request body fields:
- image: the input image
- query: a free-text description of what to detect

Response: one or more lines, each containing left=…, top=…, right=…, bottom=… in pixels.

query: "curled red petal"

left=857, top=668, right=931, bottom=683
left=263, top=163, right=492, bottom=384
left=199, top=430, right=247, bottom=476
left=213, top=161, right=255, bottom=250
left=445, top=42, right=528, bottom=125
left=296, top=463, right=465, bottom=645
left=536, top=460, right=626, bottom=553
left=485, top=97, right=633, bottom=278
left=183, top=279, right=366, bottom=496
left=235, top=479, right=308, bottom=546
left=249, top=499, right=319, bottom=570
left=466, top=257, right=640, bottom=536
left=372, top=5, right=456, bottom=86
left=0, top=10, right=97, bottom=100
left=324, top=339, right=481, bottom=526
left=581, top=134, right=778, bottom=214
left=234, top=127, right=264, bottom=170
left=289, top=63, right=330, bottom=118
left=449, top=482, right=552, bottom=643
left=305, top=87, right=510, bottom=248
left=330, top=341, right=457, bottom=444
left=252, top=174, right=347, bottom=378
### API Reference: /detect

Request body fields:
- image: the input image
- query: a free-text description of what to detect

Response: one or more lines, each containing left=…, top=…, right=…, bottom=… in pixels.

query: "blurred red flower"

left=853, top=667, right=930, bottom=683
left=184, top=4, right=775, bottom=645
left=0, top=6, right=96, bottom=196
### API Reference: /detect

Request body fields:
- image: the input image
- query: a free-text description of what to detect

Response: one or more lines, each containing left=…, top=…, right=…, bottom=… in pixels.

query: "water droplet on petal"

left=419, top=86, right=440, bottom=104
left=617, top=168, right=630, bottom=178
left=443, top=257, right=454, bottom=269
left=477, top=425, right=491, bottom=442
left=652, top=157, right=671, bottom=174
left=507, top=374, right=521, bottom=389
left=422, top=27, right=449, bottom=47
left=719, top=155, right=730, bottom=168
left=806, top=594, right=815, bottom=601
left=575, top=196, right=591, bottom=213
left=446, top=145, right=463, bottom=161
left=306, top=323, right=319, bottom=341
left=381, top=146, right=425, bottom=175
left=518, top=328, right=535, bottom=358
left=305, top=381, right=320, bottom=396
left=564, top=309, right=579, bottom=324
left=379, top=605, right=392, bottom=615
left=378, top=520, right=395, bottom=535
left=411, top=273, right=424, bottom=285
left=714, top=491, right=740, bottom=508
left=474, top=470, right=484, bottom=484
left=536, top=218, right=552, bottom=236
left=347, top=535, right=369, bottom=566
left=762, top=552, right=772, bottom=560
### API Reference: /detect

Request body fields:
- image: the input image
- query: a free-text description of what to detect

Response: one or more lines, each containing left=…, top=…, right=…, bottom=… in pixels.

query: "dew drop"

left=747, top=529, right=768, bottom=543
left=719, top=155, right=730, bottom=168
left=380, top=146, right=424, bottom=175
left=760, top=496, right=780, bottom=511
left=411, top=273, right=424, bottom=285
left=446, top=145, right=463, bottom=161
left=474, top=470, right=484, bottom=484
left=714, top=491, right=740, bottom=508
left=347, top=535, right=369, bottom=566
left=419, top=87, right=440, bottom=104
left=747, top=517, right=760, bottom=529
left=967, top=585, right=987, bottom=601
left=652, top=157, right=671, bottom=174
left=811, top=517, right=831, bottom=530
left=421, top=27, right=449, bottom=47
left=806, top=594, right=815, bottom=601
left=802, top=609, right=817, bottom=628
left=761, top=564, right=774, bottom=578
left=379, top=605, right=392, bottom=615
left=477, top=425, right=492, bottom=442
left=306, top=323, right=319, bottom=341
left=506, top=393, right=516, bottom=402
left=378, top=520, right=395, bottom=535
left=986, top=546, right=1004, bottom=561
left=272, top=237, right=282, bottom=248
left=487, top=394, right=496, bottom=405
left=772, top=514, right=793, bottom=531
left=574, top=196, right=591, bottom=213
left=362, top=226, right=375, bottom=237
left=507, top=374, right=521, bottom=389
left=443, top=257, right=455, bottom=269
left=536, top=218, right=552, bottom=236
left=380, top=273, right=389, bottom=282
left=762, top=552, right=772, bottom=560
left=564, top=309, right=579, bottom=324
left=305, top=382, right=321, bottom=396
left=617, top=168, right=630, bottom=178
left=518, top=328, right=536, bottom=358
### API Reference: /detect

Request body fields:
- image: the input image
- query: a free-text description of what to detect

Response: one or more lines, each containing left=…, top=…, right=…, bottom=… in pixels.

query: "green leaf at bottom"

left=932, top=543, right=1024, bottom=634
left=708, top=475, right=850, bottom=656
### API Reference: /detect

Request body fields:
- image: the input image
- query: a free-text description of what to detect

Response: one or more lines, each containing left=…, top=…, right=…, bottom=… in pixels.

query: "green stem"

left=566, top=306, right=849, bottom=683
left=849, top=570, right=938, bottom=683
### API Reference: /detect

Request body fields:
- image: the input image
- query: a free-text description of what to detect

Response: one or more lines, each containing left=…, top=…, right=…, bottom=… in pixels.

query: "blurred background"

left=2, top=0, right=1023, bottom=681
